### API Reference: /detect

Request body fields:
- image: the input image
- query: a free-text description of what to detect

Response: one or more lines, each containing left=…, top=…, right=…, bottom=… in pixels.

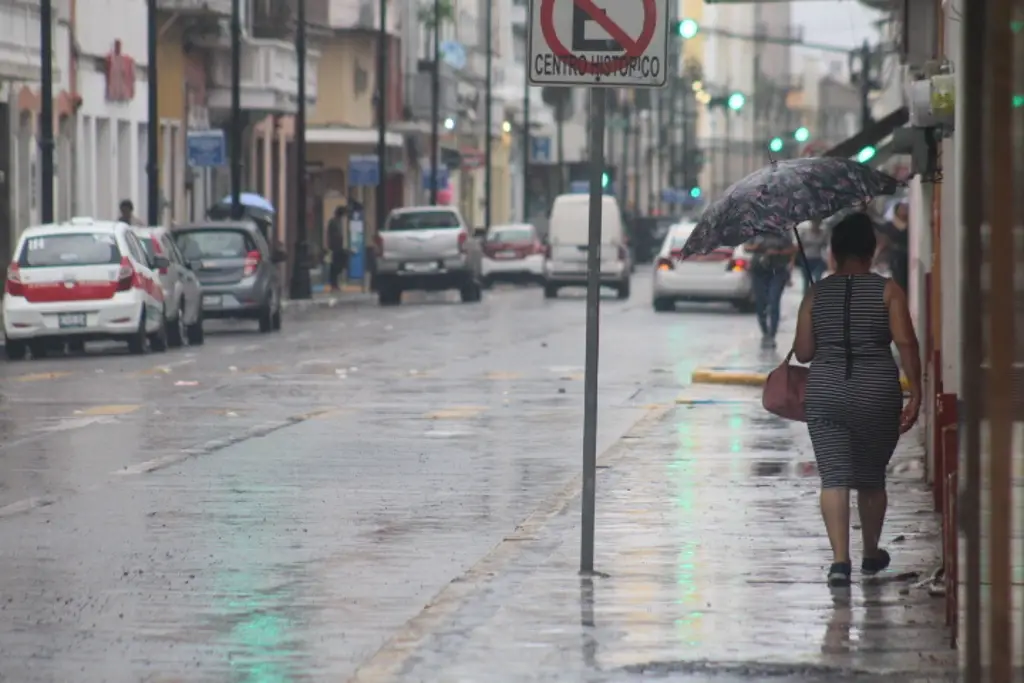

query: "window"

left=487, top=227, right=533, bottom=243
left=18, top=233, right=121, bottom=268
left=385, top=211, right=462, bottom=231
left=174, top=229, right=255, bottom=260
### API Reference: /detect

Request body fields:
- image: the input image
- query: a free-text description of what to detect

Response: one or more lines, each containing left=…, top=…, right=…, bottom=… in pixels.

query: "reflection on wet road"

left=0, top=276, right=784, bottom=680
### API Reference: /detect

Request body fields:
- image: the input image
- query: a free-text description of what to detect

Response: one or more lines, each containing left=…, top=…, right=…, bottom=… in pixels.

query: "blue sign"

left=440, top=41, right=467, bottom=70
left=186, top=130, right=226, bottom=168
left=530, top=136, right=552, bottom=163
left=349, top=154, right=380, bottom=187
left=422, top=167, right=450, bottom=191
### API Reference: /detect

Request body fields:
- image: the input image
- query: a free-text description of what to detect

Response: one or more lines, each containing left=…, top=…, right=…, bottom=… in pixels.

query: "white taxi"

left=3, top=218, right=168, bottom=359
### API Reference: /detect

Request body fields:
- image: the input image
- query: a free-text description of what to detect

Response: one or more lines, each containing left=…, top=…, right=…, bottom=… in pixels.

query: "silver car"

left=373, top=206, right=483, bottom=306
left=134, top=226, right=204, bottom=346
left=651, top=222, right=755, bottom=312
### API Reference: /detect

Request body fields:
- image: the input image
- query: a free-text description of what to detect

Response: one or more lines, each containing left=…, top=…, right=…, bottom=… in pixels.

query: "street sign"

left=528, top=0, right=670, bottom=88
left=348, top=154, right=380, bottom=187
left=530, top=136, right=552, bottom=163
left=186, top=130, right=226, bottom=168
left=421, top=167, right=449, bottom=191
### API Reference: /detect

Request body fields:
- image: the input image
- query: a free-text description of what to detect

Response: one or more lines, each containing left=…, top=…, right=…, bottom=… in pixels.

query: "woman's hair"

left=830, top=211, right=877, bottom=265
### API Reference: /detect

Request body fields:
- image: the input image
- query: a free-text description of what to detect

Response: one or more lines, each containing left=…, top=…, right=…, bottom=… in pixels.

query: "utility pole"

left=39, top=0, right=54, bottom=224
left=146, top=0, right=159, bottom=226
left=290, top=0, right=311, bottom=299
left=620, top=99, right=629, bottom=209
left=631, top=110, right=640, bottom=215
left=484, top=0, right=492, bottom=231
left=429, top=0, right=440, bottom=205
left=854, top=40, right=874, bottom=128
left=521, top=56, right=530, bottom=221
left=376, top=0, right=387, bottom=237
left=230, top=0, right=242, bottom=219
left=680, top=80, right=690, bottom=191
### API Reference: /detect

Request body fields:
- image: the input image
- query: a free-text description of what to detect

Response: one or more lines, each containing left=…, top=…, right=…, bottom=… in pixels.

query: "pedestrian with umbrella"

left=680, top=156, right=917, bottom=588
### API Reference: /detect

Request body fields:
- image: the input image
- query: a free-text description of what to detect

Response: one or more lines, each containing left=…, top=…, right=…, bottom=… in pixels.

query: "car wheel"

left=616, top=279, right=631, bottom=300
left=653, top=297, right=675, bottom=312
left=186, top=307, right=205, bottom=346
left=149, top=307, right=169, bottom=352
left=460, top=281, right=482, bottom=303
left=378, top=287, right=401, bottom=306
left=5, top=338, right=27, bottom=360
left=28, top=340, right=48, bottom=359
left=127, top=310, right=148, bottom=355
left=167, top=300, right=186, bottom=348
left=67, top=339, right=86, bottom=354
left=258, top=302, right=274, bottom=333
left=481, top=276, right=494, bottom=290
left=543, top=283, right=559, bottom=299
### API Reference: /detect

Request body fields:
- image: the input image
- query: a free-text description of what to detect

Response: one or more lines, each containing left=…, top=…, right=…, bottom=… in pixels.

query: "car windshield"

left=487, top=227, right=533, bottom=243
left=174, top=230, right=251, bottom=260
left=18, top=233, right=121, bottom=268
left=669, top=226, right=696, bottom=249
left=386, top=211, right=461, bottom=231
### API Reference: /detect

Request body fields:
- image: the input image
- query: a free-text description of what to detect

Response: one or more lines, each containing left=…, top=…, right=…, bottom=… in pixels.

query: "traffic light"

left=768, top=137, right=784, bottom=153
left=601, top=172, right=610, bottom=188
left=727, top=92, right=745, bottom=111
left=856, top=146, right=877, bottom=163
left=689, top=187, right=701, bottom=199
left=673, top=18, right=699, bottom=39
left=1014, top=94, right=1024, bottom=108
left=794, top=127, right=810, bottom=142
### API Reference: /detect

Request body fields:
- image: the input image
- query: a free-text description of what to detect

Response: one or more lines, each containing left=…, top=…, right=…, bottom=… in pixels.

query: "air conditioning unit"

left=904, top=62, right=955, bottom=130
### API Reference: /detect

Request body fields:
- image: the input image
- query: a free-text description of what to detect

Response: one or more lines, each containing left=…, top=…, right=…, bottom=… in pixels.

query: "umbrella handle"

left=793, top=227, right=814, bottom=284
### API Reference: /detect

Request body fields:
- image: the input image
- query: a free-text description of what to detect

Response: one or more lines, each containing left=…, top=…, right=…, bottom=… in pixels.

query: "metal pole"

left=429, top=0, right=440, bottom=205
left=620, top=102, right=629, bottom=208
left=858, top=40, right=872, bottom=129
left=146, top=0, right=159, bottom=226
left=580, top=87, right=605, bottom=575
left=376, top=0, right=387, bottom=239
left=631, top=112, right=640, bottom=216
left=522, top=46, right=530, bottom=221
left=484, top=0, right=492, bottom=230
left=680, top=81, right=690, bottom=191
left=39, top=0, right=54, bottom=224
left=230, top=0, right=242, bottom=219
left=960, top=0, right=984, bottom=676
left=556, top=98, right=565, bottom=194
left=290, top=0, right=310, bottom=299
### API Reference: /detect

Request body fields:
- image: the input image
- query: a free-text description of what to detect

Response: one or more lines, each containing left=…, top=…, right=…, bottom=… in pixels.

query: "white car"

left=3, top=218, right=169, bottom=359
left=543, top=194, right=631, bottom=299
left=651, top=221, right=755, bottom=312
left=480, top=223, right=544, bottom=287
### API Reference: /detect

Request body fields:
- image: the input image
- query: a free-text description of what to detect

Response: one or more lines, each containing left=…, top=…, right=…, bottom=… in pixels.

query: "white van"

left=542, top=194, right=631, bottom=299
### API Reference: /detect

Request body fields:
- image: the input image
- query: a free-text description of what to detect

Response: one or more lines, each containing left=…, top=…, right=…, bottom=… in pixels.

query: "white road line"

left=0, top=496, right=56, bottom=519
left=240, top=344, right=262, bottom=352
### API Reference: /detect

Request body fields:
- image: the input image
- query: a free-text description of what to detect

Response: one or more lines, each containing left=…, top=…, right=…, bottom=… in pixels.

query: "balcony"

left=326, top=0, right=400, bottom=34
left=157, top=0, right=232, bottom=15
left=0, top=0, right=42, bottom=82
left=205, top=38, right=319, bottom=114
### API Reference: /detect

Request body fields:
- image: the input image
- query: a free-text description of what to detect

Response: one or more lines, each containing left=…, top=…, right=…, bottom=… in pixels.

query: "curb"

left=691, top=367, right=911, bottom=392
left=281, top=293, right=376, bottom=313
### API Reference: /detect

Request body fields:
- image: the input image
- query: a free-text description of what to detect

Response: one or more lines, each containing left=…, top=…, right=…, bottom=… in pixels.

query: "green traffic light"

left=677, top=18, right=699, bottom=39
left=601, top=172, right=610, bottom=188
left=1013, top=94, right=1024, bottom=108
left=856, top=146, right=877, bottom=163
left=689, top=187, right=701, bottom=199
left=727, top=92, right=745, bottom=111
left=769, top=137, right=784, bottom=153
left=794, top=127, right=810, bottom=142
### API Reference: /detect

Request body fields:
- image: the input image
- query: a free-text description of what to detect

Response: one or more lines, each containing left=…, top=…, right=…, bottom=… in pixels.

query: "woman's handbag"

left=762, top=350, right=809, bottom=422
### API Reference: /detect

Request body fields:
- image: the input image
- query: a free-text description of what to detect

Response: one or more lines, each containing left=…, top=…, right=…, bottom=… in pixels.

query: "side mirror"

left=152, top=255, right=171, bottom=270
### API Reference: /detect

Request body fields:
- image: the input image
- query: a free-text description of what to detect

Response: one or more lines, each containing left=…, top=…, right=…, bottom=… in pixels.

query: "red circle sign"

left=540, top=0, right=658, bottom=77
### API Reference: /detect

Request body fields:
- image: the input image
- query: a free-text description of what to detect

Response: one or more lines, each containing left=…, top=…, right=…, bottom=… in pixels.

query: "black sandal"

left=827, top=561, right=852, bottom=587
left=862, top=549, right=891, bottom=575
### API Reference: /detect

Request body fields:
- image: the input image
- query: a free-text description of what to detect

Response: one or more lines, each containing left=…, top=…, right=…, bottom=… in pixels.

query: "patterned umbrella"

left=679, top=157, right=903, bottom=258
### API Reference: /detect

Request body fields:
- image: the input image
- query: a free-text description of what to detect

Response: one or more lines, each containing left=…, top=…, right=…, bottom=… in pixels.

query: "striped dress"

left=805, top=273, right=902, bottom=490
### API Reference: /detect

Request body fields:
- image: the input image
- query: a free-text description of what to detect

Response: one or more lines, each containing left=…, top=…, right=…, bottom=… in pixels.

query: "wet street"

left=0, top=276, right=955, bottom=682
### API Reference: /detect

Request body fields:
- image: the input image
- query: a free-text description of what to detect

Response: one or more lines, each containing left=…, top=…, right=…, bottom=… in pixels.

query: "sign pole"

left=580, top=87, right=606, bottom=575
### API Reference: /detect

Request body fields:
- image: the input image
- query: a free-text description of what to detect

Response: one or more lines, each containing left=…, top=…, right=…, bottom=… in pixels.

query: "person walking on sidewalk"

left=326, top=206, right=348, bottom=291
left=792, top=211, right=922, bottom=588
left=797, top=220, right=829, bottom=293
left=745, top=230, right=798, bottom=349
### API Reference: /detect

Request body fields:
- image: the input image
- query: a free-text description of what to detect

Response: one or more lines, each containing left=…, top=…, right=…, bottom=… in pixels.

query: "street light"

left=794, top=126, right=810, bottom=142
left=726, top=92, right=745, bottom=111
left=769, top=137, right=784, bottom=153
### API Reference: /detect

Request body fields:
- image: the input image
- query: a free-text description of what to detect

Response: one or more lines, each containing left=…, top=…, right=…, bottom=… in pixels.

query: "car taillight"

left=5, top=262, right=24, bottom=297
left=116, top=257, right=135, bottom=291
left=728, top=258, right=750, bottom=272
left=457, top=231, right=468, bottom=253
left=243, top=250, right=261, bottom=277
left=373, top=233, right=384, bottom=257
left=656, top=257, right=674, bottom=272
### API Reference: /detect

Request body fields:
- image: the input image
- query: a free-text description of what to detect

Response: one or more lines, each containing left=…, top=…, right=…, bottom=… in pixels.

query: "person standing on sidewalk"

left=326, top=206, right=348, bottom=291
left=797, top=220, right=829, bottom=293
left=792, top=211, right=922, bottom=587
left=118, top=199, right=145, bottom=226
left=745, top=231, right=798, bottom=349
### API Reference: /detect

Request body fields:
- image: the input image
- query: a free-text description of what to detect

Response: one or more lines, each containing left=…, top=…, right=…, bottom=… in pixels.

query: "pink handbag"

left=762, top=350, right=809, bottom=422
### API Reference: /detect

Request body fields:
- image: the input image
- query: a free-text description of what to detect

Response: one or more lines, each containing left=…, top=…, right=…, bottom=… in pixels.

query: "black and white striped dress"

left=805, top=273, right=902, bottom=489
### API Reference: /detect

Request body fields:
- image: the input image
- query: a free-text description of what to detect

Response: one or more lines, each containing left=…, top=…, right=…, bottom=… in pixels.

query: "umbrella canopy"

left=217, top=192, right=276, bottom=215
left=680, top=157, right=902, bottom=258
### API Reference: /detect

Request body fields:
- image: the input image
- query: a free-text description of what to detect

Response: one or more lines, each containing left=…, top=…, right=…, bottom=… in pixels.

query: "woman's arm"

left=885, top=280, right=922, bottom=431
left=793, top=289, right=815, bottom=363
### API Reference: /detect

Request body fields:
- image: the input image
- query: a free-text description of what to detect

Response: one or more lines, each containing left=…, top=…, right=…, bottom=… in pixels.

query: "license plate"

left=58, top=313, right=87, bottom=328
left=496, top=250, right=518, bottom=259
left=202, top=295, right=222, bottom=307
left=405, top=262, right=438, bottom=273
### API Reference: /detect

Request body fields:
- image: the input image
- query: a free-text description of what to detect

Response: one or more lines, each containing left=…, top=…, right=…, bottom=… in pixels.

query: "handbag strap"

left=783, top=348, right=795, bottom=364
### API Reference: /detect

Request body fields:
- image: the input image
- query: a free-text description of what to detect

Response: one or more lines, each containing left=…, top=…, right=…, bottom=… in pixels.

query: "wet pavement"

left=0, top=278, right=954, bottom=681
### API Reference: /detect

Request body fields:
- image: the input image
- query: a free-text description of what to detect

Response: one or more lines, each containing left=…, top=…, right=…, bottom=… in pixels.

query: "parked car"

left=134, top=226, right=204, bottom=346
left=480, top=223, right=544, bottom=287
left=542, top=193, right=631, bottom=299
left=651, top=221, right=755, bottom=312
left=373, top=206, right=483, bottom=306
left=3, top=218, right=169, bottom=358
left=171, top=220, right=285, bottom=333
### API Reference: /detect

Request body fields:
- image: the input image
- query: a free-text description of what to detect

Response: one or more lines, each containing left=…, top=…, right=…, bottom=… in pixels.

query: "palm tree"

left=418, top=0, right=455, bottom=52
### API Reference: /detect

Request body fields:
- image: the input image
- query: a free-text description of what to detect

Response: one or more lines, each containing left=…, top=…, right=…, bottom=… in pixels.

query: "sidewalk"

left=352, top=389, right=958, bottom=683
left=281, top=283, right=376, bottom=313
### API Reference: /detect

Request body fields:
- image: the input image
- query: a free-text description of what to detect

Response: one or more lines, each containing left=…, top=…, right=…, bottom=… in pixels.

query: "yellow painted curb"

left=691, top=368, right=911, bottom=392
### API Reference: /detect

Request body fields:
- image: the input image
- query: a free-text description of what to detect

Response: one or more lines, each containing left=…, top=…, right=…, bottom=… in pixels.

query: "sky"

left=789, top=0, right=885, bottom=77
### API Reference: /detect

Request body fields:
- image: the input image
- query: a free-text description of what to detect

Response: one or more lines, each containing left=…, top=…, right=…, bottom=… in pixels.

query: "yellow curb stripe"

left=425, top=406, right=487, bottom=420
left=690, top=368, right=912, bottom=391
left=11, top=371, right=75, bottom=382
left=76, top=404, right=140, bottom=417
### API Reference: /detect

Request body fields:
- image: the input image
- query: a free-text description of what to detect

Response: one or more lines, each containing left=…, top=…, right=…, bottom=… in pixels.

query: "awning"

left=823, top=106, right=909, bottom=159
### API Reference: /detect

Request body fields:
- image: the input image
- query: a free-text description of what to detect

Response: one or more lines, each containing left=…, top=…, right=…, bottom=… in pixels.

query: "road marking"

left=0, top=496, right=56, bottom=519
left=240, top=344, right=262, bottom=352
left=131, top=358, right=197, bottom=377
left=485, top=372, right=522, bottom=381
left=75, top=404, right=141, bottom=417
left=424, top=406, right=487, bottom=420
left=11, top=371, right=74, bottom=382
left=243, top=364, right=283, bottom=374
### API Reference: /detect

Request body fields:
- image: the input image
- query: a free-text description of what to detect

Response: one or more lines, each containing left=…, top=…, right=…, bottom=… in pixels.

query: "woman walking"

left=791, top=212, right=922, bottom=587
